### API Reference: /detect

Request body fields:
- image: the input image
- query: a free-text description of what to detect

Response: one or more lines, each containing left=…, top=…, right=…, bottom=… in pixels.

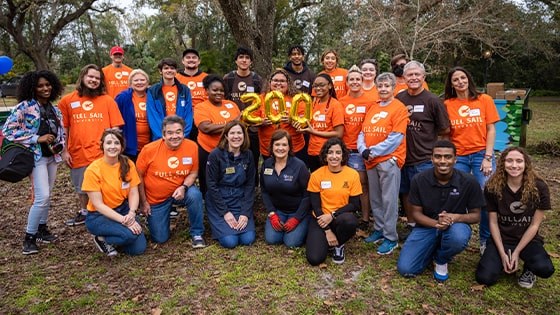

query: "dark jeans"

left=198, top=146, right=210, bottom=195
left=475, top=238, right=555, bottom=286
left=249, top=130, right=260, bottom=186
left=306, top=212, right=357, bottom=266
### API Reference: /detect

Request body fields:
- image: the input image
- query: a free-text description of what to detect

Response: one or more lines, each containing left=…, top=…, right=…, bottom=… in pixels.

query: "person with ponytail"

left=82, top=129, right=146, bottom=256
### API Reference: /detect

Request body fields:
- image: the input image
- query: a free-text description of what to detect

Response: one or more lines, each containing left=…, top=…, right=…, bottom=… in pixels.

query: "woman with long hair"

left=2, top=70, right=65, bottom=255
left=475, top=147, right=554, bottom=288
left=206, top=121, right=256, bottom=248
left=82, top=130, right=146, bottom=256
left=295, top=74, right=344, bottom=172
left=443, top=66, right=500, bottom=253
left=319, top=49, right=348, bottom=99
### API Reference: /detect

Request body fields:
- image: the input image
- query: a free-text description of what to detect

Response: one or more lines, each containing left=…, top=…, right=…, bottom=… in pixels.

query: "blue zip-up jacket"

left=115, top=88, right=147, bottom=156
left=146, top=78, right=193, bottom=140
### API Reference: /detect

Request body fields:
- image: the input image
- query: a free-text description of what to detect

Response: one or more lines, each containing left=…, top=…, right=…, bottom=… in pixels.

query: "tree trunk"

left=217, top=0, right=276, bottom=79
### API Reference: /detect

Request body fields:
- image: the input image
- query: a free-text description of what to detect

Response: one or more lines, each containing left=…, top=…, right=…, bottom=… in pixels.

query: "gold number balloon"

left=290, top=93, right=312, bottom=128
left=240, top=93, right=263, bottom=125
left=264, top=91, right=286, bottom=124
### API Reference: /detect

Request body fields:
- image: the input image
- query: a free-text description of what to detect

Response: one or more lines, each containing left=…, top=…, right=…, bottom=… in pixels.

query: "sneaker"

left=332, top=244, right=345, bottom=264
left=433, top=263, right=449, bottom=282
left=518, top=270, right=536, bottom=289
left=65, top=212, right=86, bottom=226
left=169, top=206, right=179, bottom=219
left=93, top=236, right=118, bottom=257
left=22, top=233, right=39, bottom=255
left=377, top=239, right=398, bottom=255
left=364, top=230, right=384, bottom=244
left=36, top=224, right=58, bottom=243
left=191, top=235, right=206, bottom=249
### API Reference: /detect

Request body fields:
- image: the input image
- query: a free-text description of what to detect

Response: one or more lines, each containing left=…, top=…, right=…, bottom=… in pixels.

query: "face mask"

left=392, top=64, right=405, bottom=77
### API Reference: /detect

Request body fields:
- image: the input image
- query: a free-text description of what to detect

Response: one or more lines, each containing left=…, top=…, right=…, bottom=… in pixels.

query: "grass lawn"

left=0, top=98, right=558, bottom=314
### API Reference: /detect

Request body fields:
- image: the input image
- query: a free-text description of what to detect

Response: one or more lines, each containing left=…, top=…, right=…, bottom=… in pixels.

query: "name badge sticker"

left=356, top=106, right=366, bottom=113
left=302, top=81, right=310, bottom=87
left=225, top=167, right=236, bottom=175
left=225, top=103, right=234, bottom=109
left=247, top=86, right=255, bottom=93
left=320, top=181, right=332, bottom=189
left=379, top=111, right=388, bottom=118
left=413, top=105, right=424, bottom=113
left=197, top=82, right=204, bottom=87
left=316, top=114, right=326, bottom=122
left=469, top=109, right=481, bottom=117
left=263, top=168, right=273, bottom=176
left=182, top=157, right=193, bottom=165
left=70, top=101, right=81, bottom=109
left=122, top=182, right=130, bottom=189
left=122, top=71, right=129, bottom=76
left=334, top=75, right=344, bottom=82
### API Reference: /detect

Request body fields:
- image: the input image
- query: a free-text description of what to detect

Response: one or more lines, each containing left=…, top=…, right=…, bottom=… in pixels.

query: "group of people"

left=2, top=44, right=554, bottom=288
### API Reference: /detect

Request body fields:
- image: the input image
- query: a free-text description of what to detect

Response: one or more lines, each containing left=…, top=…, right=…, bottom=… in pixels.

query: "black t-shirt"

left=485, top=179, right=551, bottom=243
left=409, top=168, right=485, bottom=222
left=396, top=90, right=450, bottom=165
left=224, top=71, right=262, bottom=111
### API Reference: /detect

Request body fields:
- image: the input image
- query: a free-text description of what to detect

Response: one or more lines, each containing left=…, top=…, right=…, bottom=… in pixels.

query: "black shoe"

left=36, top=224, right=58, bottom=243
left=399, top=225, right=413, bottom=242
left=65, top=212, right=86, bottom=226
left=93, top=236, right=118, bottom=257
left=332, top=244, right=345, bottom=264
left=22, top=233, right=39, bottom=255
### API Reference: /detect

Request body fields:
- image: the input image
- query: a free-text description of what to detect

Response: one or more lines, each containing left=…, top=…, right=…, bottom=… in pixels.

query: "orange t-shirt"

left=307, top=165, right=362, bottom=215
left=176, top=72, right=208, bottom=107
left=339, top=93, right=374, bottom=150
left=319, top=68, right=348, bottom=99
left=82, top=158, right=140, bottom=211
left=194, top=100, right=240, bottom=152
left=444, top=93, right=500, bottom=156
left=362, top=87, right=379, bottom=102
left=132, top=93, right=150, bottom=151
left=308, top=97, right=344, bottom=156
left=394, top=81, right=429, bottom=96
left=102, top=64, right=133, bottom=99
left=162, top=85, right=178, bottom=115
left=58, top=91, right=125, bottom=168
left=255, top=94, right=306, bottom=155
left=136, top=139, right=199, bottom=205
left=361, top=98, right=409, bottom=169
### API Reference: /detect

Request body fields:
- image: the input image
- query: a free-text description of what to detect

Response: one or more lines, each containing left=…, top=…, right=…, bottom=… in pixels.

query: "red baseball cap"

left=110, top=46, right=125, bottom=55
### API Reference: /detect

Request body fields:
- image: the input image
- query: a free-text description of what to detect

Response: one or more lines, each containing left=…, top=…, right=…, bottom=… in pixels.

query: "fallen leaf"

left=471, top=284, right=485, bottom=291
left=151, top=308, right=162, bottom=315
left=548, top=252, right=560, bottom=258
left=319, top=263, right=328, bottom=269
left=323, top=300, right=334, bottom=306
left=356, top=229, right=369, bottom=238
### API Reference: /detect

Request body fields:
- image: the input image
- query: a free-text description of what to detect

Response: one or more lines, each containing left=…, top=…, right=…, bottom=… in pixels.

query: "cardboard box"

left=486, top=82, right=505, bottom=99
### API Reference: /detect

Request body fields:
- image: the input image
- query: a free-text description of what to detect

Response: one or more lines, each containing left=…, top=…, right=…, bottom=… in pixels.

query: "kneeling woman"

left=476, top=147, right=554, bottom=288
left=306, top=137, right=362, bottom=265
left=82, top=130, right=147, bottom=256
left=261, top=129, right=310, bottom=247
left=206, top=121, right=256, bottom=248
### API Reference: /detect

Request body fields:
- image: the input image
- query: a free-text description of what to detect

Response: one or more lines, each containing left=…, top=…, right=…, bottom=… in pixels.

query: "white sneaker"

left=518, top=270, right=536, bottom=288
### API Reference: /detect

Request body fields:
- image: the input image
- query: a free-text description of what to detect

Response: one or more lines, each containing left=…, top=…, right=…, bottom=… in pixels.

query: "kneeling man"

left=137, top=115, right=206, bottom=248
left=397, top=140, right=484, bottom=281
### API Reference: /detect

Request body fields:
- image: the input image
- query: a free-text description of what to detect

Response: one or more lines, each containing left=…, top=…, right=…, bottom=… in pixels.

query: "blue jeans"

left=85, top=203, right=147, bottom=255
left=397, top=223, right=472, bottom=277
left=264, top=210, right=309, bottom=247
left=27, top=156, right=58, bottom=234
left=218, top=230, right=256, bottom=249
left=400, top=160, right=432, bottom=194
left=147, top=186, right=205, bottom=244
left=455, top=150, right=495, bottom=245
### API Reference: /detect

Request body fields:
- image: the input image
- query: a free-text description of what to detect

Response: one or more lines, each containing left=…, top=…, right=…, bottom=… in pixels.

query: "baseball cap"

left=110, top=46, right=125, bottom=55
left=182, top=48, right=200, bottom=58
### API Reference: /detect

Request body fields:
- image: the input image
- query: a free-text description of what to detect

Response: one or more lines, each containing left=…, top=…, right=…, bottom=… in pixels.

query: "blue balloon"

left=0, top=56, right=14, bottom=75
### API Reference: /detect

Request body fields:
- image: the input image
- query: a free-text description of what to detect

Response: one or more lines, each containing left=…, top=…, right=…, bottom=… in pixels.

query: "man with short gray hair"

left=396, top=61, right=450, bottom=240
